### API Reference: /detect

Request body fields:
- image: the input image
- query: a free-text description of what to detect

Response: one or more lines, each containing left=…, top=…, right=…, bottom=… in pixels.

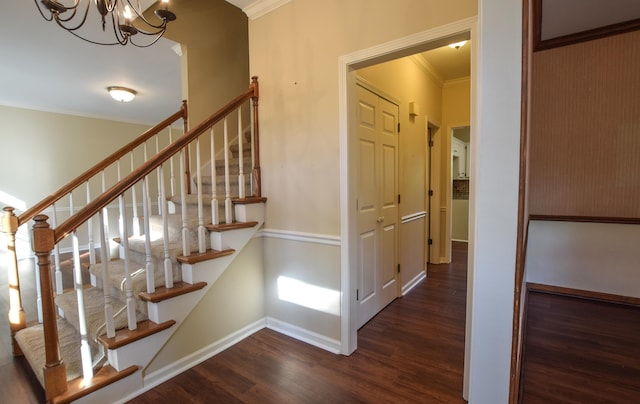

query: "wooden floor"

left=520, top=291, right=640, bottom=402
left=129, top=242, right=469, bottom=403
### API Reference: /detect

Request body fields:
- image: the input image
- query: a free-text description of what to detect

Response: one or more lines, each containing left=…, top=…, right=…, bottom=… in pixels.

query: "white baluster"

left=196, top=137, right=206, bottom=253
left=142, top=177, right=155, bottom=294
left=159, top=167, right=173, bottom=289
left=51, top=203, right=63, bottom=295
left=156, top=136, right=162, bottom=214
left=210, top=127, right=219, bottom=225
left=101, top=171, right=110, bottom=255
left=169, top=127, right=176, bottom=197
left=72, top=230, right=93, bottom=380
left=223, top=117, right=232, bottom=223
left=180, top=149, right=190, bottom=256
left=99, top=210, right=115, bottom=338
left=119, top=191, right=137, bottom=331
left=238, top=108, right=246, bottom=199
left=143, top=143, right=152, bottom=216
left=86, top=183, right=96, bottom=267
left=130, top=154, right=141, bottom=237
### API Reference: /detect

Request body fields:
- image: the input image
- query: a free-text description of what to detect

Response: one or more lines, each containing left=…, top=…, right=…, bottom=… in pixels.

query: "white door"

left=356, top=83, right=399, bottom=329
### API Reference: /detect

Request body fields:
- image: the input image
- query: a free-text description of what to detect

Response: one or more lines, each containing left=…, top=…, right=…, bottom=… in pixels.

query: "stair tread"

left=97, top=319, right=176, bottom=350
left=177, top=248, right=235, bottom=264
left=139, top=281, right=207, bottom=303
left=51, top=364, right=138, bottom=404
left=206, top=221, right=259, bottom=232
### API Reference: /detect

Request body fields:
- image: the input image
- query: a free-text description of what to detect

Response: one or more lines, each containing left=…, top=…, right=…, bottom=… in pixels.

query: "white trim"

left=452, top=239, right=469, bottom=243
left=126, top=318, right=266, bottom=402
left=266, top=317, right=341, bottom=354
left=402, top=270, right=427, bottom=296
left=259, top=228, right=341, bottom=246
left=443, top=76, right=471, bottom=89
left=338, top=12, right=477, bottom=372
left=243, top=0, right=291, bottom=20
left=401, top=211, right=426, bottom=224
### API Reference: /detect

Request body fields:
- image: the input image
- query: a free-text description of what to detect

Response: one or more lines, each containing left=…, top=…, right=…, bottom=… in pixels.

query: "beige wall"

left=165, top=0, right=249, bottom=126
left=0, top=106, right=154, bottom=209
left=146, top=238, right=265, bottom=375
left=357, top=56, right=443, bottom=290
left=249, top=0, right=477, bottom=349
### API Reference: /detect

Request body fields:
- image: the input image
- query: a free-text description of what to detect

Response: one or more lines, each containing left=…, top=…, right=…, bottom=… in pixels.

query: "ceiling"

left=420, top=42, right=471, bottom=82
left=1, top=1, right=469, bottom=126
left=1, top=1, right=182, bottom=125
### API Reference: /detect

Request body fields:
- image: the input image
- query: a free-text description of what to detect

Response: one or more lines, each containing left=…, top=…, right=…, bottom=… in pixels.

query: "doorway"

left=339, top=16, right=477, bottom=398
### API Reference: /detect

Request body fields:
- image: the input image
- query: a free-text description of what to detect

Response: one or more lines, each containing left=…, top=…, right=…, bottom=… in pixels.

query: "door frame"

left=338, top=16, right=477, bottom=399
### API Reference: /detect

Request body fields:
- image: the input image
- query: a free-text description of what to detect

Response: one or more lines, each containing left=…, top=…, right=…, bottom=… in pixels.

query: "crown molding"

left=242, top=0, right=291, bottom=20
left=410, top=54, right=444, bottom=87
left=443, top=76, right=471, bottom=89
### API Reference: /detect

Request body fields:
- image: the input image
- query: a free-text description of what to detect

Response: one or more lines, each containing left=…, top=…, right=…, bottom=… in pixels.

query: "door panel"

left=356, top=83, right=399, bottom=328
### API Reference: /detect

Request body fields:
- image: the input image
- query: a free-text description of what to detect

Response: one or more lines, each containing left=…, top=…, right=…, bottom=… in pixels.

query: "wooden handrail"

left=17, top=101, right=188, bottom=227
left=54, top=78, right=259, bottom=244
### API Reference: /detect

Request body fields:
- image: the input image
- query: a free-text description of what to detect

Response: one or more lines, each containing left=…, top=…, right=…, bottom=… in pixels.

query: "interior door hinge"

left=397, top=194, right=401, bottom=204
left=356, top=289, right=359, bottom=301
left=397, top=264, right=401, bottom=273
left=428, top=238, right=433, bottom=245
left=398, top=123, right=400, bottom=133
left=429, top=140, right=434, bottom=147
left=428, top=190, right=434, bottom=197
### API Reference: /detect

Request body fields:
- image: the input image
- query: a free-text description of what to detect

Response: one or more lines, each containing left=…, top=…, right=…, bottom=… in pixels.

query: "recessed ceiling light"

left=448, top=40, right=467, bottom=49
left=107, top=86, right=137, bottom=102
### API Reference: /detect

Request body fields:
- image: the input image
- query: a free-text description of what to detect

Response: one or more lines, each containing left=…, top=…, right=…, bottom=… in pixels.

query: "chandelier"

left=35, top=0, right=177, bottom=47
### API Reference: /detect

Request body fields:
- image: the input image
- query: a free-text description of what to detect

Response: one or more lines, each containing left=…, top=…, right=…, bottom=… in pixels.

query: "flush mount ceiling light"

left=35, top=0, right=176, bottom=47
left=107, top=86, right=137, bottom=102
left=448, top=40, right=467, bottom=49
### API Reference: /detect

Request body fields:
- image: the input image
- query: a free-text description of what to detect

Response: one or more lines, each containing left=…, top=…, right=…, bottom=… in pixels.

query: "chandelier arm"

left=34, top=0, right=54, bottom=21
left=111, top=9, right=131, bottom=46
left=130, top=30, right=167, bottom=47
left=54, top=1, right=89, bottom=29
left=63, top=28, right=122, bottom=46
left=124, top=0, right=173, bottom=30
left=34, top=0, right=174, bottom=47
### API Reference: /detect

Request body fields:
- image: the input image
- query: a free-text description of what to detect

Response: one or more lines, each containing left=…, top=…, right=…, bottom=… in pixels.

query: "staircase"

left=2, top=78, right=265, bottom=403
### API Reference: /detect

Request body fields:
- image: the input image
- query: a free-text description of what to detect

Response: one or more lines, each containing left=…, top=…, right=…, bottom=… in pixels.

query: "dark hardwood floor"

left=129, top=242, right=469, bottom=403
left=0, top=243, right=468, bottom=403
left=521, top=291, right=640, bottom=403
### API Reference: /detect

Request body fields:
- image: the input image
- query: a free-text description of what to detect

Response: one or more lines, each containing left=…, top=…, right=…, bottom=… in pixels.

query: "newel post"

left=2, top=207, right=26, bottom=356
left=32, top=215, right=67, bottom=400
left=251, top=76, right=262, bottom=198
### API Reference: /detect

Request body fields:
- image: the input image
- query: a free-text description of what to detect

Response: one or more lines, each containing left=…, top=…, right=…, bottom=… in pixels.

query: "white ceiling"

left=0, top=0, right=467, bottom=126
left=1, top=1, right=183, bottom=125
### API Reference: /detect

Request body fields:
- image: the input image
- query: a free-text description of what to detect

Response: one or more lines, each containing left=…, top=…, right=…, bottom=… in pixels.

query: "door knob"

left=377, top=216, right=384, bottom=223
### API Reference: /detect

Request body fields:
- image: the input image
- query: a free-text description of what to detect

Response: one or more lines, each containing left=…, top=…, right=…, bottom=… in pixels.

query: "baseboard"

left=121, top=318, right=266, bottom=402
left=266, top=317, right=341, bottom=354
left=402, top=270, right=426, bottom=296
left=527, top=283, right=640, bottom=307
left=452, top=238, right=468, bottom=243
